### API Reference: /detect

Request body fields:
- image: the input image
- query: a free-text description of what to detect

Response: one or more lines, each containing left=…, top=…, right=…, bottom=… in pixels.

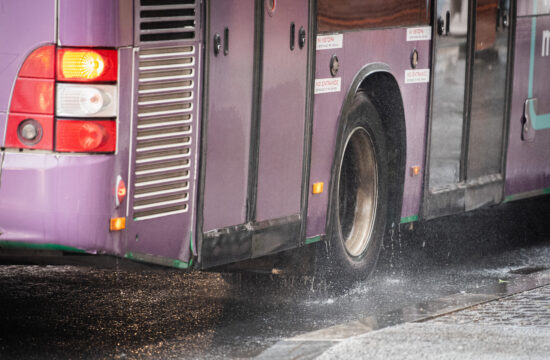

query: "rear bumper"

left=0, top=151, right=117, bottom=254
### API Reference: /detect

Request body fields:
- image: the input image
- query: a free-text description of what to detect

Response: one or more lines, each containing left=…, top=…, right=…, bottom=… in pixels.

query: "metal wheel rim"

left=337, top=127, right=378, bottom=258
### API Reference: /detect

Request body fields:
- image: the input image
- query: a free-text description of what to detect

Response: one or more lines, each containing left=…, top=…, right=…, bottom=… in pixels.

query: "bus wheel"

left=323, top=92, right=389, bottom=284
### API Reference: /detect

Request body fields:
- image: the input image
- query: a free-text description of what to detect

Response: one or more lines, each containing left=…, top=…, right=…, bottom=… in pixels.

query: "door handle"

left=437, top=11, right=451, bottom=36
left=502, top=9, right=510, bottom=28
left=214, top=33, right=221, bottom=56
left=290, top=22, right=295, bottom=51
left=214, top=28, right=230, bottom=56
left=437, top=16, right=445, bottom=36
left=224, top=27, right=229, bottom=56
left=299, top=26, right=306, bottom=49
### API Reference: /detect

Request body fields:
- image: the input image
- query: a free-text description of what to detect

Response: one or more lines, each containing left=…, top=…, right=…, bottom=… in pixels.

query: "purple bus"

left=0, top=0, right=548, bottom=281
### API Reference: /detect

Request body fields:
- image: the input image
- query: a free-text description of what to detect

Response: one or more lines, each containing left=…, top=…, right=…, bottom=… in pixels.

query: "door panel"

left=467, top=0, right=509, bottom=179
left=202, top=0, right=256, bottom=232
left=255, top=0, right=309, bottom=222
left=428, top=0, right=470, bottom=189
left=425, top=0, right=512, bottom=217
left=127, top=0, right=203, bottom=262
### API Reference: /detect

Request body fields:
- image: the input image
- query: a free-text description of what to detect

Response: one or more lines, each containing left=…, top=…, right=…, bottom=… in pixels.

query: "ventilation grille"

left=138, top=0, right=196, bottom=44
left=133, top=46, right=196, bottom=220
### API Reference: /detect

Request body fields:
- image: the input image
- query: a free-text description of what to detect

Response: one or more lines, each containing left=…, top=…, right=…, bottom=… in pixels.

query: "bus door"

left=255, top=0, right=309, bottom=224
left=201, top=0, right=310, bottom=265
left=202, top=0, right=256, bottom=233
left=425, top=0, right=512, bottom=218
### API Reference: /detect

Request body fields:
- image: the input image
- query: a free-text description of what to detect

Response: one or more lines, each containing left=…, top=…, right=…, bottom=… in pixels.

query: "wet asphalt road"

left=1, top=197, right=550, bottom=359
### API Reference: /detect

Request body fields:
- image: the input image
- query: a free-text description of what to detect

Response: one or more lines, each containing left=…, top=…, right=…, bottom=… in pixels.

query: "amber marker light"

left=312, top=182, right=324, bottom=194
left=57, top=48, right=117, bottom=82
left=110, top=217, right=126, bottom=231
left=411, top=166, right=421, bottom=177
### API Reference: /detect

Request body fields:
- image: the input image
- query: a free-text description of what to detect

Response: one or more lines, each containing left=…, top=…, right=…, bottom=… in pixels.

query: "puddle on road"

left=1, top=197, right=550, bottom=358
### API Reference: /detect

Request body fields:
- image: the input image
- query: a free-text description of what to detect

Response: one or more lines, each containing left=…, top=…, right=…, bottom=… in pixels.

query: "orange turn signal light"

left=57, top=48, right=117, bottom=82
left=312, top=182, right=324, bottom=194
left=110, top=217, right=126, bottom=231
left=410, top=166, right=421, bottom=177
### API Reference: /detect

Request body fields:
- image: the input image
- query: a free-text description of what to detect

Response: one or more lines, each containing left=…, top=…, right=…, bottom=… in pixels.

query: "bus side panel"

left=0, top=0, right=56, bottom=145
left=0, top=154, right=114, bottom=253
left=0, top=6, right=134, bottom=257
left=505, top=11, right=550, bottom=197
left=307, top=28, right=431, bottom=237
left=58, top=0, right=133, bottom=48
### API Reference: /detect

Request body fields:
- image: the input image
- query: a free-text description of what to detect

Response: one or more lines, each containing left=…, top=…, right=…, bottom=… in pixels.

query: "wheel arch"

left=325, top=63, right=407, bottom=238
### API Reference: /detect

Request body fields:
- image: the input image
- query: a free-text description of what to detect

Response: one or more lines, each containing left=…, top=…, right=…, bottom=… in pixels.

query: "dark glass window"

left=318, top=0, right=430, bottom=32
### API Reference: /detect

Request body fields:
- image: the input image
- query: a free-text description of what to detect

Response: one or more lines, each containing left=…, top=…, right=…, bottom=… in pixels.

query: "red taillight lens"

left=10, top=78, right=54, bottom=114
left=57, top=48, right=117, bottom=83
left=55, top=120, right=116, bottom=153
left=116, top=176, right=127, bottom=207
left=18, top=45, right=56, bottom=79
left=4, top=114, right=54, bottom=150
left=5, top=45, right=55, bottom=150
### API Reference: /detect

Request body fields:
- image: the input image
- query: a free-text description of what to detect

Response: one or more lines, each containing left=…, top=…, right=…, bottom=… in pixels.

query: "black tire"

left=319, top=92, right=391, bottom=285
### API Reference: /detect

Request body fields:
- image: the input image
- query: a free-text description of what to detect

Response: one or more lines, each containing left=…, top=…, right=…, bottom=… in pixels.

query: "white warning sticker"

left=316, top=34, right=344, bottom=50
left=407, top=27, right=432, bottom=41
left=315, top=77, right=342, bottom=94
left=405, top=69, right=430, bottom=84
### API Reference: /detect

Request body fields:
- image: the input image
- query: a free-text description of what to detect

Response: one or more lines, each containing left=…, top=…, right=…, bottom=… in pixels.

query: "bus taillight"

left=57, top=49, right=117, bottom=83
left=6, top=45, right=118, bottom=153
left=54, top=48, right=118, bottom=153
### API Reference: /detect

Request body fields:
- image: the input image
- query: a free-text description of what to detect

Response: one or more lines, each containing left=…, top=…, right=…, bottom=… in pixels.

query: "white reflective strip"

left=136, top=153, right=190, bottom=165
left=139, top=48, right=195, bottom=60
left=135, top=175, right=189, bottom=188
left=133, top=196, right=189, bottom=211
left=136, top=140, right=191, bottom=153
left=138, top=93, right=193, bottom=107
left=137, top=130, right=191, bottom=141
left=133, top=208, right=188, bottom=221
left=134, top=185, right=189, bottom=199
left=137, top=118, right=191, bottom=130
left=135, top=164, right=190, bottom=176
left=137, top=105, right=193, bottom=118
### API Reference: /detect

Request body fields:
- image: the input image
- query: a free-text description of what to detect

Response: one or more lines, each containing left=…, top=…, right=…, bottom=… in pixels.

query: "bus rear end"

left=0, top=0, right=200, bottom=268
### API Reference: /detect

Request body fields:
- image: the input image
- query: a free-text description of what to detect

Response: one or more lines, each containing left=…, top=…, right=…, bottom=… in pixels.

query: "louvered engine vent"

left=132, top=46, right=196, bottom=220
left=139, top=0, right=196, bottom=43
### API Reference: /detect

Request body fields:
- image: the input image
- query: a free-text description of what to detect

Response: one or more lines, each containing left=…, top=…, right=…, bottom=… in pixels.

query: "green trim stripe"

left=125, top=251, right=190, bottom=270
left=400, top=215, right=419, bottom=224
left=504, top=195, right=515, bottom=203
left=172, top=259, right=190, bottom=269
left=305, top=236, right=322, bottom=245
left=189, top=231, right=194, bottom=254
left=0, top=241, right=86, bottom=253
left=504, top=187, right=550, bottom=203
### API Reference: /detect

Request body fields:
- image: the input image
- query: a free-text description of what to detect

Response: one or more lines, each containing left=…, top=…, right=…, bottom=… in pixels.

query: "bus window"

left=318, top=0, right=429, bottom=32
